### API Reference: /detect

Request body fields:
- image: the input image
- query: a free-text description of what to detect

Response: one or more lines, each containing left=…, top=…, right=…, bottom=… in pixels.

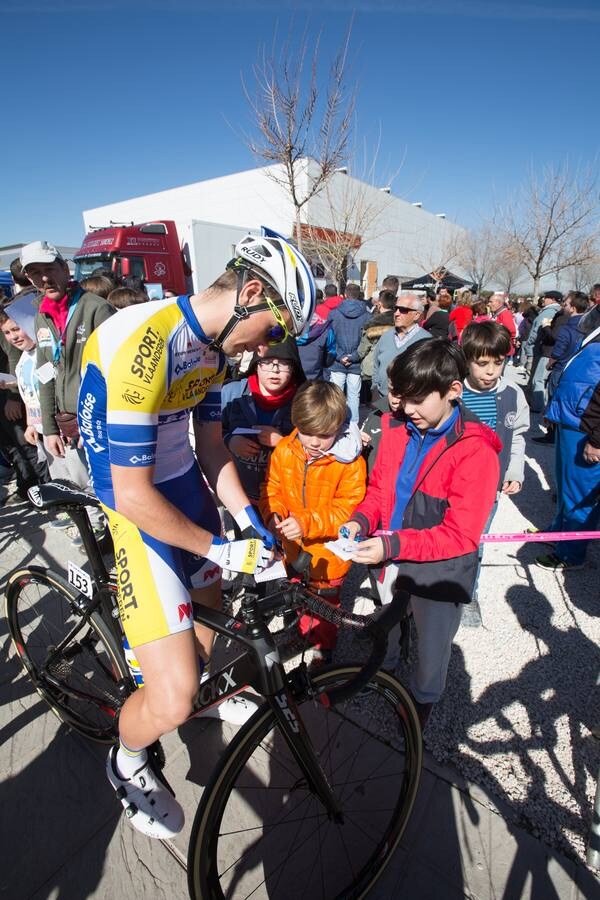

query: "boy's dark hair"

left=10, top=257, right=31, bottom=288
left=345, top=283, right=361, bottom=300
left=461, top=321, right=511, bottom=361
left=108, top=287, right=148, bottom=309
left=0, top=308, right=11, bottom=326
left=324, top=283, right=338, bottom=297
left=381, top=275, right=399, bottom=294
left=91, top=267, right=120, bottom=289
left=122, top=275, right=147, bottom=294
left=315, top=288, right=323, bottom=302
left=567, top=291, right=589, bottom=314
left=80, top=274, right=115, bottom=299
left=388, top=338, right=467, bottom=399
left=471, top=299, right=488, bottom=317
left=378, top=289, right=396, bottom=310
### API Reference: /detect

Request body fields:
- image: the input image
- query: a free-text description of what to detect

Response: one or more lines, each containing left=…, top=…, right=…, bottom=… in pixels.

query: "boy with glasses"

left=222, top=338, right=306, bottom=503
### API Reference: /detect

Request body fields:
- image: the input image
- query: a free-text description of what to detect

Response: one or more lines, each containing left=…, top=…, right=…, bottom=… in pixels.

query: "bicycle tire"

left=5, top=566, right=127, bottom=743
left=188, top=664, right=422, bottom=900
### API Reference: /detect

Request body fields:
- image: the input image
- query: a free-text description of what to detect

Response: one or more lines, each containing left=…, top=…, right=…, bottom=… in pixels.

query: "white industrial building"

left=83, top=159, right=467, bottom=293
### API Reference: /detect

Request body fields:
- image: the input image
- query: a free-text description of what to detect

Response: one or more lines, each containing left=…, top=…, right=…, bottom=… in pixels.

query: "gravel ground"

left=335, top=369, right=600, bottom=869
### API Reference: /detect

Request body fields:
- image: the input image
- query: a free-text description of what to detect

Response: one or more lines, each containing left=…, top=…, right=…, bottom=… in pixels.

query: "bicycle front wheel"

left=188, top=664, right=422, bottom=900
left=5, top=567, right=127, bottom=743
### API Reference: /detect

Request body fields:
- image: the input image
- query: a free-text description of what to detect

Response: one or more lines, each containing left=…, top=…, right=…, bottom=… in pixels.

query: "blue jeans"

left=529, top=355, right=549, bottom=413
left=550, top=426, right=600, bottom=565
left=329, top=370, right=362, bottom=423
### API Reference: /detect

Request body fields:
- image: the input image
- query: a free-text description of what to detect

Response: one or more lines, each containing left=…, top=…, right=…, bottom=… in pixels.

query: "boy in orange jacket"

left=260, top=380, right=366, bottom=654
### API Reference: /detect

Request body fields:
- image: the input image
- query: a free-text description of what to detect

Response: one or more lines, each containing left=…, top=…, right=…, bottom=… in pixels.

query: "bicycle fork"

left=269, top=684, right=344, bottom=824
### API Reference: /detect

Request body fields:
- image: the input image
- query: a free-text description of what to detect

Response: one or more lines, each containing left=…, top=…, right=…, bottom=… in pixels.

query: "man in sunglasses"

left=78, top=228, right=315, bottom=840
left=372, top=292, right=432, bottom=399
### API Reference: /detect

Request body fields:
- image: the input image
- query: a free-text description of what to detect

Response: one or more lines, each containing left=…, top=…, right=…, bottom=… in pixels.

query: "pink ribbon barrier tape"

left=373, top=529, right=600, bottom=544
left=480, top=530, right=600, bottom=543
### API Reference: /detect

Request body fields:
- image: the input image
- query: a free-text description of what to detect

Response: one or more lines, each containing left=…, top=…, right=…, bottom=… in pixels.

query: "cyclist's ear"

left=240, top=277, right=265, bottom=309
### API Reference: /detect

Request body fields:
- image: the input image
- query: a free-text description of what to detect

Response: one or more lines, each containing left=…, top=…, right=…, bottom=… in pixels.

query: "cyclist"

left=77, top=228, right=315, bottom=839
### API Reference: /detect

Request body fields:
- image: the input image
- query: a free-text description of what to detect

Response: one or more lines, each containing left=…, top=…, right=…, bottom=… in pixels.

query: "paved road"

left=0, top=490, right=598, bottom=898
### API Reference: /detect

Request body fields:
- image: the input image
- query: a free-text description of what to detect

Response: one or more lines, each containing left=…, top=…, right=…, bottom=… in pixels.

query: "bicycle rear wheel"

left=5, top=567, right=127, bottom=743
left=188, top=664, right=422, bottom=900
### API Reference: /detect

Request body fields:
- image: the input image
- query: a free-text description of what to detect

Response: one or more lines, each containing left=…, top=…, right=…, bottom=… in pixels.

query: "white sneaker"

left=106, top=746, right=184, bottom=839
left=196, top=693, right=259, bottom=726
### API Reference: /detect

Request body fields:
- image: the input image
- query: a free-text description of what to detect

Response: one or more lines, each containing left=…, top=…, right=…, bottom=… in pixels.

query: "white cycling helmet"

left=229, top=227, right=316, bottom=337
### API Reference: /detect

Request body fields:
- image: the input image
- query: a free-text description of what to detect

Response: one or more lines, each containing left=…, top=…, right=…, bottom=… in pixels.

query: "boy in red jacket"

left=340, top=339, right=500, bottom=727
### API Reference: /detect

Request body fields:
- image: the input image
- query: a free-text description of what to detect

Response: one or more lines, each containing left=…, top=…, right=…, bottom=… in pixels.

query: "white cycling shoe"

left=196, top=693, right=258, bottom=726
left=106, top=746, right=185, bottom=839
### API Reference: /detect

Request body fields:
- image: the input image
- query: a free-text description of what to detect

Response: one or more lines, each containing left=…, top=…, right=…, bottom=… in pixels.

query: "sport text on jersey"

left=130, top=326, right=165, bottom=383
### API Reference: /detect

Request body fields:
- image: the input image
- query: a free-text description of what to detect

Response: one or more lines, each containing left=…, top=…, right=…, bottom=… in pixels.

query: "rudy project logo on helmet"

left=231, top=228, right=316, bottom=337
left=239, top=245, right=267, bottom=265
left=287, top=290, right=303, bottom=323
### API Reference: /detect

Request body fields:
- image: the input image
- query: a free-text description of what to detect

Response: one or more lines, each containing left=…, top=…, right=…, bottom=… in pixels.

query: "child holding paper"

left=340, top=339, right=500, bottom=725
left=260, top=380, right=366, bottom=656
left=221, top=339, right=305, bottom=504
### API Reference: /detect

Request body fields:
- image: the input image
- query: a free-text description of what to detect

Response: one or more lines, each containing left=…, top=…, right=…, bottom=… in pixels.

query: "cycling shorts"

left=105, top=463, right=222, bottom=648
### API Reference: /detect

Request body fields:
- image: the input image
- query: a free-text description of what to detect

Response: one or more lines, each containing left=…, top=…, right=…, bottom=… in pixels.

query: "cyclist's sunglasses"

left=263, top=296, right=290, bottom=346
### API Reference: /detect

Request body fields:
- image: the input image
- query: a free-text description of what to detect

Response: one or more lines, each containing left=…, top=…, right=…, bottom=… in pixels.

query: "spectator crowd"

left=1, top=240, right=599, bottom=726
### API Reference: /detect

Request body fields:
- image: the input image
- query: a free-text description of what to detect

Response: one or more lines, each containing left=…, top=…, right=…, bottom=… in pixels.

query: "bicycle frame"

left=62, top=502, right=344, bottom=819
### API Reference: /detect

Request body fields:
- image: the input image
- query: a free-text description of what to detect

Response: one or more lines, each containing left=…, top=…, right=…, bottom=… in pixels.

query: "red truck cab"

left=74, top=221, right=189, bottom=295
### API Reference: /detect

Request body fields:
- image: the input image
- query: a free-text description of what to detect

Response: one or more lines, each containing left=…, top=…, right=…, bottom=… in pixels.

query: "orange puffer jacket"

left=259, top=425, right=367, bottom=583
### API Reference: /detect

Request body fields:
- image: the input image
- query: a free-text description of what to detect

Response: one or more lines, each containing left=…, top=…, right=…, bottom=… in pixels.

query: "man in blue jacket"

left=538, top=305, right=600, bottom=569
left=327, top=283, right=370, bottom=422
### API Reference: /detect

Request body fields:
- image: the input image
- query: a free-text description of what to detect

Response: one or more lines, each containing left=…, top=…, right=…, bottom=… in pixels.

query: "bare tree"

left=495, top=163, right=600, bottom=298
left=409, top=227, right=463, bottom=286
left=493, top=237, right=527, bottom=295
left=243, top=23, right=355, bottom=252
left=300, top=139, right=399, bottom=288
left=566, top=252, right=600, bottom=293
left=458, top=224, right=503, bottom=292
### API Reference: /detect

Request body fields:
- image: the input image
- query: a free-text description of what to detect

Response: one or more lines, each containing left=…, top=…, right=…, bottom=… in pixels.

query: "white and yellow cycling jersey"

left=78, top=294, right=225, bottom=509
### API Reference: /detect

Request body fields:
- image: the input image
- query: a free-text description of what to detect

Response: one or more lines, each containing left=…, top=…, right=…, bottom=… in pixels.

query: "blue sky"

left=3, top=0, right=599, bottom=248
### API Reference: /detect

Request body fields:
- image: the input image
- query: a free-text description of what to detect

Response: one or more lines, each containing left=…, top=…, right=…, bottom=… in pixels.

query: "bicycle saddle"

left=28, top=480, right=101, bottom=510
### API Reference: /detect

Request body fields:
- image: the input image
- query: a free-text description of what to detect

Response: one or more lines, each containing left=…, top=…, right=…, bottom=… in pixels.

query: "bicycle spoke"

left=8, top=573, right=123, bottom=739
left=191, top=667, right=422, bottom=900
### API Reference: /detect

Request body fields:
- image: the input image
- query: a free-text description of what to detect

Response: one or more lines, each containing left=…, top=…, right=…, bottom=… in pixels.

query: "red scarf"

left=39, top=292, right=70, bottom=334
left=248, top=373, right=298, bottom=411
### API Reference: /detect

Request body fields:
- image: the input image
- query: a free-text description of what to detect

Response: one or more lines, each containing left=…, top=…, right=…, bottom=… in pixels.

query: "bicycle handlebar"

left=241, top=543, right=410, bottom=706
left=303, top=591, right=411, bottom=706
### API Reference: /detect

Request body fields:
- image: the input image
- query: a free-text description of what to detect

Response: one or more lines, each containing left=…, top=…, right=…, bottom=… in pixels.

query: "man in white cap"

left=20, top=241, right=114, bottom=537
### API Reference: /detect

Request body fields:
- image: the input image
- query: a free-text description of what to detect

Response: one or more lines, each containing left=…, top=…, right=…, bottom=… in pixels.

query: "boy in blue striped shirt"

left=460, top=321, right=530, bottom=625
